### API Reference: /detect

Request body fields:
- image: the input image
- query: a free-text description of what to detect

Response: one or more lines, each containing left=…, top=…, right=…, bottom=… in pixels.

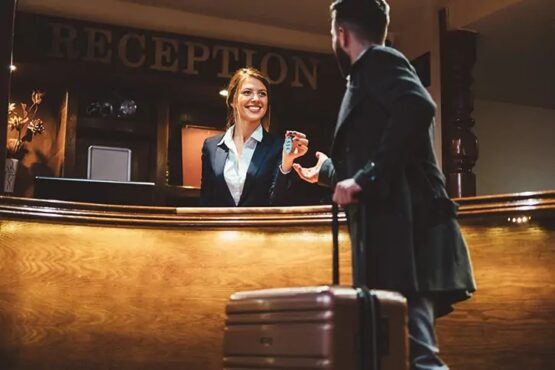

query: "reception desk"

left=0, top=192, right=554, bottom=369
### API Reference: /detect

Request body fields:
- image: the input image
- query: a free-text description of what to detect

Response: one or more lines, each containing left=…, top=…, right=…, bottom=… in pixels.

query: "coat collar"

left=333, top=76, right=369, bottom=138
left=218, top=124, right=263, bottom=147
left=212, top=129, right=273, bottom=207
left=213, top=133, right=228, bottom=178
left=333, top=45, right=377, bottom=138
left=214, top=124, right=264, bottom=177
left=238, top=130, right=273, bottom=206
left=212, top=136, right=235, bottom=206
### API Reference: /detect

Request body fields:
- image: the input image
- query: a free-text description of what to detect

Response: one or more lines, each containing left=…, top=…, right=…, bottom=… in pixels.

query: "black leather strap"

left=332, top=202, right=340, bottom=285
left=357, top=287, right=379, bottom=370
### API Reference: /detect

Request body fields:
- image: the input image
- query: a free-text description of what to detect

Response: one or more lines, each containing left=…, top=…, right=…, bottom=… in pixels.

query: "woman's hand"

left=292, top=151, right=329, bottom=183
left=281, top=130, right=309, bottom=172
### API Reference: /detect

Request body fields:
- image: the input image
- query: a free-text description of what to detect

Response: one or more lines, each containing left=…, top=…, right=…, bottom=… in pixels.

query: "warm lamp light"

left=508, top=215, right=532, bottom=224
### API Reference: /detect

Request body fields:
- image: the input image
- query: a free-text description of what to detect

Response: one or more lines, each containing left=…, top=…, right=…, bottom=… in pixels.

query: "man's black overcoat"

left=319, top=45, right=476, bottom=314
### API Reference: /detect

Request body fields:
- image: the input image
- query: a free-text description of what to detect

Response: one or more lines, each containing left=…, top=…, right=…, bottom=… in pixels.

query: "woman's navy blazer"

left=200, top=130, right=290, bottom=207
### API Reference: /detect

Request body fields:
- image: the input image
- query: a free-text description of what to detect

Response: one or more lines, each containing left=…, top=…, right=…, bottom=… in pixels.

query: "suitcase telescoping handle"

left=332, top=203, right=379, bottom=370
left=332, top=202, right=340, bottom=285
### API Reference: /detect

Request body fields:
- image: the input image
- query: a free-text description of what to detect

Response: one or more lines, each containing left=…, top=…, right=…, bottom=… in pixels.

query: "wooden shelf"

left=78, top=116, right=153, bottom=136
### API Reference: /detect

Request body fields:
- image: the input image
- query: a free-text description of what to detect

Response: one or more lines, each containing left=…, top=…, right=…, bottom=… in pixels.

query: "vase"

left=4, top=158, right=18, bottom=193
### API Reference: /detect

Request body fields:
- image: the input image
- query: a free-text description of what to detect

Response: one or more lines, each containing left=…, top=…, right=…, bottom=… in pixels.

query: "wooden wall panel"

left=438, top=220, right=555, bottom=369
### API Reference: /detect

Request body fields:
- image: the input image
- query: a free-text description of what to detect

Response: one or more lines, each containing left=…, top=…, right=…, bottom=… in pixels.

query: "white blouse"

left=218, top=125, right=263, bottom=206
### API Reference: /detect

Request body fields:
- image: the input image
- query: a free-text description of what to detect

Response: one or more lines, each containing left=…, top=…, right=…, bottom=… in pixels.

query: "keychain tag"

left=284, top=135, right=293, bottom=154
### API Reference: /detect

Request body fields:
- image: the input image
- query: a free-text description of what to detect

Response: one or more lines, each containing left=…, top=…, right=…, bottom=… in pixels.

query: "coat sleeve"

left=269, top=140, right=292, bottom=206
left=318, top=158, right=337, bottom=189
left=353, top=48, right=436, bottom=199
left=199, top=140, right=213, bottom=206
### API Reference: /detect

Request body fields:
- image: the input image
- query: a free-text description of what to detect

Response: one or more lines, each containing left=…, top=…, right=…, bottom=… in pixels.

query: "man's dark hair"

left=330, top=0, right=390, bottom=44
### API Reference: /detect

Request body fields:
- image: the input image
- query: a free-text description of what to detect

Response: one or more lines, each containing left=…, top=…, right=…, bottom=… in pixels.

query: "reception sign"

left=16, top=13, right=328, bottom=90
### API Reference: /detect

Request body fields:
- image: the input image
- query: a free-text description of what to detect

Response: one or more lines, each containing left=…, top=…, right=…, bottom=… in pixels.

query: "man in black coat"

left=293, top=1, right=476, bottom=368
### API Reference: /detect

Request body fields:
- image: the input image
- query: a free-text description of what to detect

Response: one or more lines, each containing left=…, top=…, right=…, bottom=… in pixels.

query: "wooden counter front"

left=0, top=199, right=353, bottom=369
left=0, top=191, right=554, bottom=369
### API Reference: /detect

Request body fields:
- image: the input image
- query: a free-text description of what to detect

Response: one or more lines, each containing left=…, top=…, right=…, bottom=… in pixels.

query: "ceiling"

left=122, top=0, right=422, bottom=34
left=122, top=0, right=332, bottom=34
left=120, top=0, right=555, bottom=109
left=469, top=0, right=555, bottom=109
left=18, top=0, right=427, bottom=53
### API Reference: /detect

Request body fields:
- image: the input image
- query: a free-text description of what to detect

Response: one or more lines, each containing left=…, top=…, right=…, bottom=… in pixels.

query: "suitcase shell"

left=223, top=285, right=408, bottom=370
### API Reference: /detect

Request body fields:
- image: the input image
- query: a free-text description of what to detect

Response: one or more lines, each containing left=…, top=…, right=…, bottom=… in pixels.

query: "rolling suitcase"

left=223, top=204, right=408, bottom=370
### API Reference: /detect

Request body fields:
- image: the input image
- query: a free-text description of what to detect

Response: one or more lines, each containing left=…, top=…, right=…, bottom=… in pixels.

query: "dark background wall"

left=11, top=12, right=345, bottom=205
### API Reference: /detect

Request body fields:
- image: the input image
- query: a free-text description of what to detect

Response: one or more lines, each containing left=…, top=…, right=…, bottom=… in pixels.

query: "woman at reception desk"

left=200, top=67, right=308, bottom=207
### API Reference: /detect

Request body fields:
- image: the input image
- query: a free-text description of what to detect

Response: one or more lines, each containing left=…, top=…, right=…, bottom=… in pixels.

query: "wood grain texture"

left=438, top=218, right=555, bottom=370
left=0, top=219, right=352, bottom=369
left=0, top=193, right=554, bottom=369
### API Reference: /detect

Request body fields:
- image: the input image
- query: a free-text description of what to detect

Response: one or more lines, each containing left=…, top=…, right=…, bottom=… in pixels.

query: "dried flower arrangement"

left=7, top=90, right=46, bottom=160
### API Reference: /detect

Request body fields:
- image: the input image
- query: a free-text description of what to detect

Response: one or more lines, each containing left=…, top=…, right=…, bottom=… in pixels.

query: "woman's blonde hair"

left=225, top=67, right=271, bottom=131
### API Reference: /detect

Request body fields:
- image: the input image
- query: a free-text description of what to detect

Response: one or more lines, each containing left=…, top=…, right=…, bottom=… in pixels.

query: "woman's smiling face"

left=234, top=76, right=268, bottom=125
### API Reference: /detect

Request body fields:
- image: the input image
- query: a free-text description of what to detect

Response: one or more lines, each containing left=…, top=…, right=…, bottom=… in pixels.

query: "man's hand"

left=332, top=178, right=362, bottom=206
left=292, top=151, right=329, bottom=183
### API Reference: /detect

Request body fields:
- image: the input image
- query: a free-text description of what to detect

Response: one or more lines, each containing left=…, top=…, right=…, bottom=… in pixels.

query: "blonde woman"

left=200, top=67, right=307, bottom=206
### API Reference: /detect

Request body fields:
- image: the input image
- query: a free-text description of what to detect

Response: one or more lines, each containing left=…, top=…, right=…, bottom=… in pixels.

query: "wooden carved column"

left=0, top=0, right=18, bottom=194
left=440, top=29, right=479, bottom=198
